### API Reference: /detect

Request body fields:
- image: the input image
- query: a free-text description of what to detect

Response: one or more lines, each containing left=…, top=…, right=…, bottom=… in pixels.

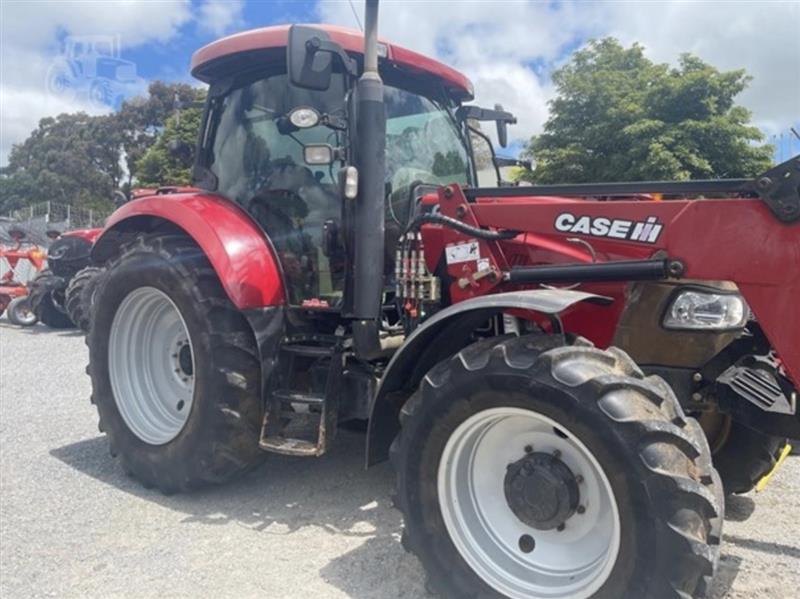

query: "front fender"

left=92, top=192, right=285, bottom=309
left=366, top=289, right=611, bottom=466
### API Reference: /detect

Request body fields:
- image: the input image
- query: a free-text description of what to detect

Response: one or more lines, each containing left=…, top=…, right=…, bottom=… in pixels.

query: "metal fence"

left=0, top=201, right=110, bottom=283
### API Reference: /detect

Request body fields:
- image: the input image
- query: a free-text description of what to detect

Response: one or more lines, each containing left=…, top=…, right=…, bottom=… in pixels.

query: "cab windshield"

left=204, top=71, right=470, bottom=306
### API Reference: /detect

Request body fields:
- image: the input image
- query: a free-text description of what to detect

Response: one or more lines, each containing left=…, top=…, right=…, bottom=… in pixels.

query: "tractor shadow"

left=50, top=429, right=428, bottom=598
left=50, top=431, right=758, bottom=599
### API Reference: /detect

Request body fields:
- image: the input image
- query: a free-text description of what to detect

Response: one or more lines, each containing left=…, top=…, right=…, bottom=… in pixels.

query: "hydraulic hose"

left=404, top=213, right=520, bottom=241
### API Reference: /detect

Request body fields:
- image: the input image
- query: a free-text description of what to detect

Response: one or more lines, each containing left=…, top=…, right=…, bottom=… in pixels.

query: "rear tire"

left=28, top=270, right=74, bottom=329
left=392, top=335, right=722, bottom=599
left=87, top=233, right=265, bottom=493
left=65, top=266, right=104, bottom=332
left=7, top=296, right=38, bottom=326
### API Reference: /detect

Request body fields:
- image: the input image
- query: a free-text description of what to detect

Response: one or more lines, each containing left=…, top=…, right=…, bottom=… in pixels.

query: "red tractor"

left=0, top=229, right=47, bottom=326
left=85, top=4, right=799, bottom=598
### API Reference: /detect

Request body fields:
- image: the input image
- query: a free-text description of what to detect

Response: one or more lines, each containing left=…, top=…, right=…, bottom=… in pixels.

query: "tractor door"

left=204, top=70, right=349, bottom=307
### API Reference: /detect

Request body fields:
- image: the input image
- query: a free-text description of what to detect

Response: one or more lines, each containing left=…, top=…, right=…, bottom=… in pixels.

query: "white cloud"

left=318, top=1, right=589, bottom=147
left=317, top=0, right=799, bottom=148
left=0, top=0, right=193, bottom=165
left=197, top=0, right=245, bottom=37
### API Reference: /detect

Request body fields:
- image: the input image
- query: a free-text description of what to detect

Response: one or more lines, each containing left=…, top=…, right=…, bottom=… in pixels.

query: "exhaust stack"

left=352, top=0, right=386, bottom=358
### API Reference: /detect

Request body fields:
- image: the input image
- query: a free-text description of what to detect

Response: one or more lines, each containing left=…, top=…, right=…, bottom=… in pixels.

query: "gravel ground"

left=1, top=321, right=798, bottom=599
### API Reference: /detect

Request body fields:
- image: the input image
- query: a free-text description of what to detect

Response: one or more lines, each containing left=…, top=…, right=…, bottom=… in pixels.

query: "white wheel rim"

left=14, top=300, right=37, bottom=325
left=438, top=407, right=620, bottom=599
left=109, top=287, right=195, bottom=445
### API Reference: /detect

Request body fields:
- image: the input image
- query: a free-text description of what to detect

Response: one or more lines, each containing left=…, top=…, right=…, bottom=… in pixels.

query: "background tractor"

left=84, top=3, right=799, bottom=598
left=27, top=228, right=101, bottom=329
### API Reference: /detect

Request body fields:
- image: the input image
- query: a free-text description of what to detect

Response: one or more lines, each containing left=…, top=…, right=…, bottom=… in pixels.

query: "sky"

left=1, top=0, right=798, bottom=166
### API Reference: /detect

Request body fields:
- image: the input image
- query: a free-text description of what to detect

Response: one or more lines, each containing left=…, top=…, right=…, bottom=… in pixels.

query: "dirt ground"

left=1, top=321, right=798, bottom=598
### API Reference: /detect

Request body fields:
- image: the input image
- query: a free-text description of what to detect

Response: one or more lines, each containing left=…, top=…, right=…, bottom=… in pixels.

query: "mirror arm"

left=308, top=38, right=358, bottom=77
left=456, top=105, right=517, bottom=125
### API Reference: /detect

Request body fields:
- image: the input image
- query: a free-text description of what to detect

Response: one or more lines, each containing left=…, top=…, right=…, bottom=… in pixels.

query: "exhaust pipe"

left=352, top=0, right=386, bottom=359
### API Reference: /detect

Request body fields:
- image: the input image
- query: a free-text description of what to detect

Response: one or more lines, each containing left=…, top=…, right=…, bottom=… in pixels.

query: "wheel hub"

left=504, top=452, right=580, bottom=530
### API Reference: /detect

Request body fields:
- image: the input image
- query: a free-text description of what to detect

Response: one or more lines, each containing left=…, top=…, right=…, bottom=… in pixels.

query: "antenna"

left=348, top=0, right=363, bottom=31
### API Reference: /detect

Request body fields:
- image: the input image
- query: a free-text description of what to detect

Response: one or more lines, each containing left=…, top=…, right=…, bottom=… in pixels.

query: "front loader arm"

left=460, top=190, right=800, bottom=384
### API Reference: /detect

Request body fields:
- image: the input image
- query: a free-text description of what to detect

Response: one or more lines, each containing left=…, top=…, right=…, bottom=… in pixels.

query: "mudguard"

left=366, top=289, right=612, bottom=466
left=91, top=192, right=285, bottom=309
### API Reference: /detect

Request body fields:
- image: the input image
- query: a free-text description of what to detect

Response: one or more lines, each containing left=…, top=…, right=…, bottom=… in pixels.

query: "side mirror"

left=495, top=104, right=509, bottom=148
left=287, top=25, right=358, bottom=91
left=287, top=26, right=334, bottom=91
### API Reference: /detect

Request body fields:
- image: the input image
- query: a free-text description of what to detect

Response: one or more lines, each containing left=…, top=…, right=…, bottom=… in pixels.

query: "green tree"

left=0, top=81, right=205, bottom=215
left=519, top=38, right=773, bottom=183
left=135, top=94, right=205, bottom=187
left=116, top=81, right=202, bottom=188
left=0, top=112, right=124, bottom=213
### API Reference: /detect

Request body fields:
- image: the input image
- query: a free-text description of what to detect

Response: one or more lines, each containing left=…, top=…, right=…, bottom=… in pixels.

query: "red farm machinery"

left=83, top=3, right=799, bottom=597
left=0, top=229, right=46, bottom=326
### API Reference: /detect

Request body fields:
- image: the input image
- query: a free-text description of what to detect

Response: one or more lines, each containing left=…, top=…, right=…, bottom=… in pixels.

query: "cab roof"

left=191, top=24, right=474, bottom=100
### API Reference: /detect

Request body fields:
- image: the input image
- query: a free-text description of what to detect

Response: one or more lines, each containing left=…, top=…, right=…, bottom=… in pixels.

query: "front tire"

left=65, top=266, right=104, bottom=332
left=393, top=335, right=722, bottom=599
left=88, top=233, right=265, bottom=493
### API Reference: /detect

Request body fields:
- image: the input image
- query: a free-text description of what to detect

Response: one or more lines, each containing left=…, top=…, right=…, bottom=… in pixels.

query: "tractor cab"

left=190, top=25, right=505, bottom=309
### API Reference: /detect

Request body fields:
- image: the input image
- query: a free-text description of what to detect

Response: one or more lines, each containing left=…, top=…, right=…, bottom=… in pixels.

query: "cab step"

left=259, top=343, right=344, bottom=457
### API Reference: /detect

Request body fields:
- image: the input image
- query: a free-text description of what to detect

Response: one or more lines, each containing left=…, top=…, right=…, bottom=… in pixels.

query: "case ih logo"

left=555, top=213, right=664, bottom=244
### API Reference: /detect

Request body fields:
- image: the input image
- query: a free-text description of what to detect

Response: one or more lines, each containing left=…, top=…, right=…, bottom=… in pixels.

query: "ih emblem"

left=555, top=213, right=664, bottom=244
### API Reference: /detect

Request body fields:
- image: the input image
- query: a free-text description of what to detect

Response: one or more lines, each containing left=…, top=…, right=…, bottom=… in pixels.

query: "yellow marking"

left=756, top=443, right=793, bottom=492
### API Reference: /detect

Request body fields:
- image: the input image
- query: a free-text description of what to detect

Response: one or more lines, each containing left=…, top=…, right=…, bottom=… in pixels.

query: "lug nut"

left=552, top=449, right=561, bottom=459
left=524, top=445, right=533, bottom=454
left=518, top=534, right=535, bottom=554
left=577, top=505, right=586, bottom=515
left=576, top=475, right=584, bottom=484
left=557, top=523, right=565, bottom=532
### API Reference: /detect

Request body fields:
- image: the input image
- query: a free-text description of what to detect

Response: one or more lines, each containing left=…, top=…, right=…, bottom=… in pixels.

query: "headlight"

left=288, top=106, right=320, bottom=128
left=663, top=289, right=749, bottom=330
left=303, top=144, right=334, bottom=165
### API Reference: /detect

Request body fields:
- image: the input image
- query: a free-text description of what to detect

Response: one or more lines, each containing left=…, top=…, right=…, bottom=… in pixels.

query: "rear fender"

left=91, top=192, right=285, bottom=309
left=366, top=289, right=612, bottom=466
